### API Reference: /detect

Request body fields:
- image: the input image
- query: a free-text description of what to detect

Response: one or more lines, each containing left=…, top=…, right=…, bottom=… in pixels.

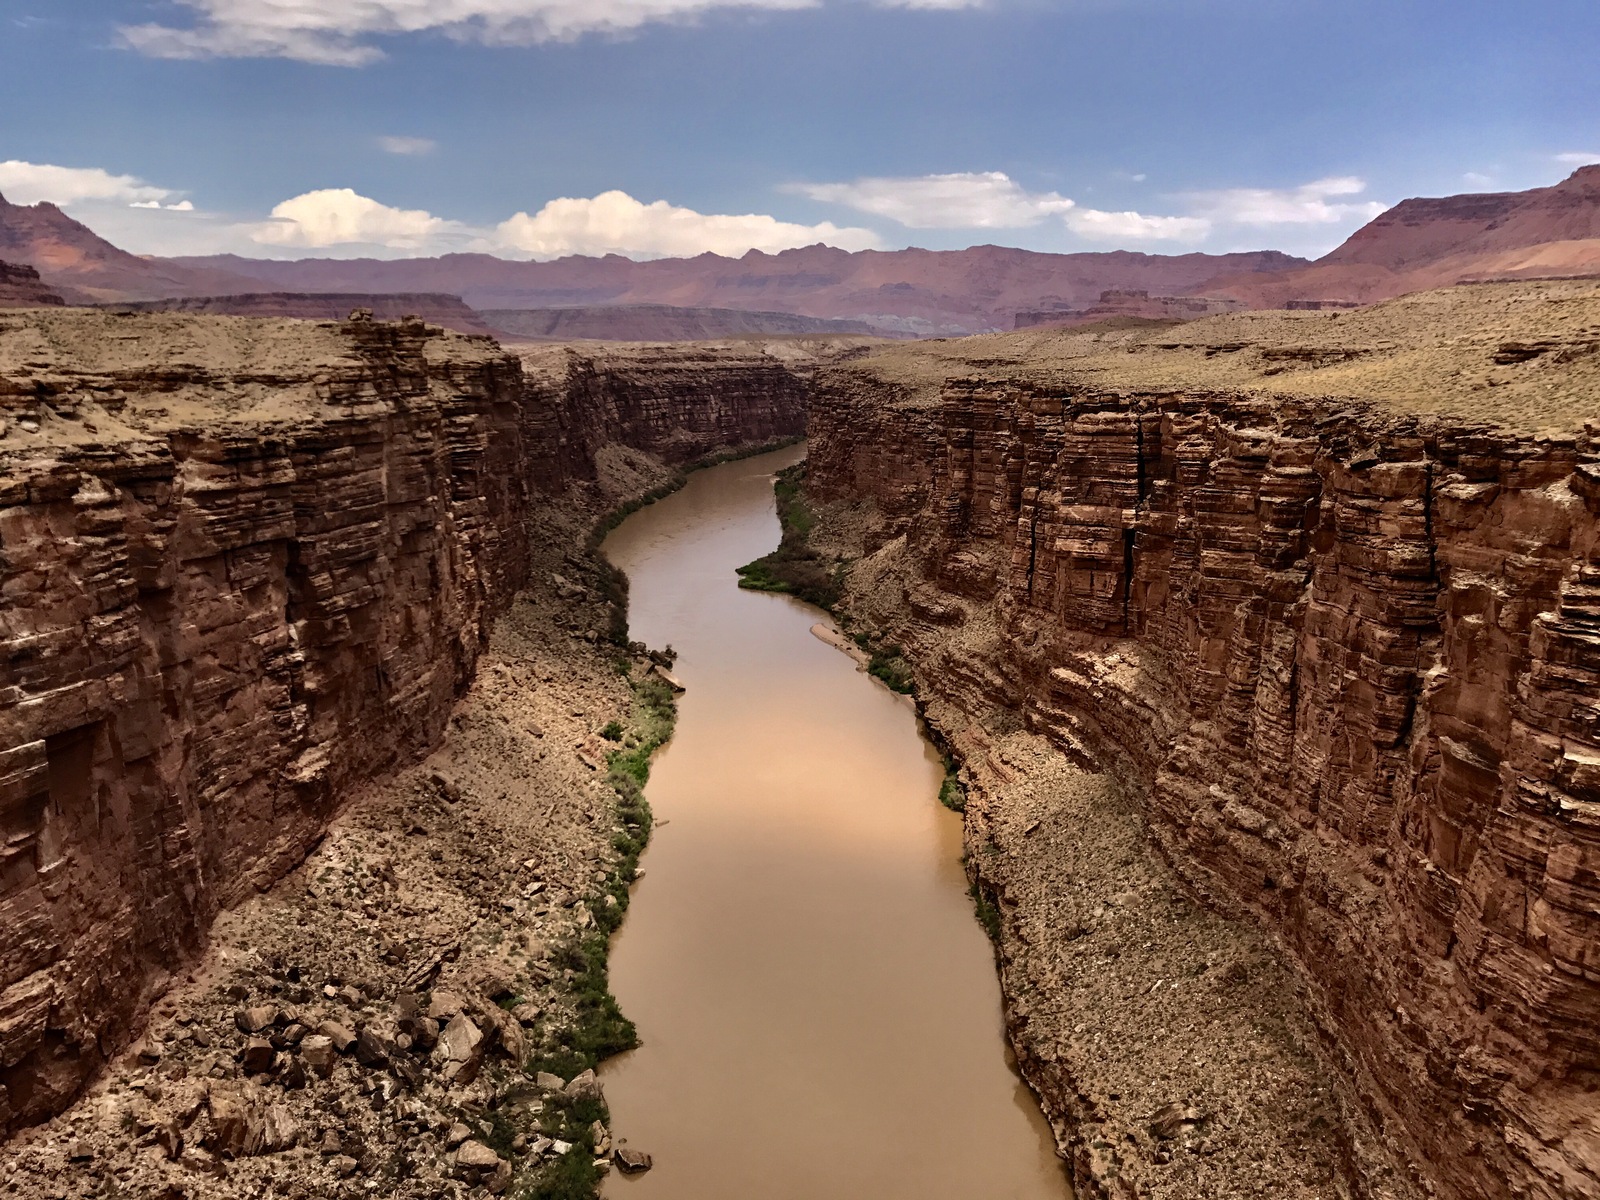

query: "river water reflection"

left=599, top=445, right=1069, bottom=1200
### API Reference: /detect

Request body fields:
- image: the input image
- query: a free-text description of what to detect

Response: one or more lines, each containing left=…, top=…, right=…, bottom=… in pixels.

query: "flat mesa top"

left=845, top=278, right=1600, bottom=436
left=0, top=308, right=507, bottom=448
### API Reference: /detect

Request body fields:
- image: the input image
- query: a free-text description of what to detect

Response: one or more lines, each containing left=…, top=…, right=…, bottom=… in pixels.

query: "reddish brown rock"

left=0, top=308, right=811, bottom=1139
left=804, top=287, right=1600, bottom=1200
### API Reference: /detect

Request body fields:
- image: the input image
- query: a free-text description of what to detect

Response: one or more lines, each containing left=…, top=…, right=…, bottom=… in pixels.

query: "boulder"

left=299, top=1034, right=337, bottom=1077
left=436, top=1014, right=485, bottom=1085
left=614, top=1147, right=653, bottom=1174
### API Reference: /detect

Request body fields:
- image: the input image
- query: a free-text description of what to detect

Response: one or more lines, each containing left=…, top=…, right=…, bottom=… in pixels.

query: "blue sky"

left=1, top=0, right=1597, bottom=261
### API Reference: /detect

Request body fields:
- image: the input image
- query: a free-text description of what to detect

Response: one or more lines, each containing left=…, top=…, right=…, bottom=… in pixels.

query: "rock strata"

left=0, top=263, right=62, bottom=310
left=801, top=280, right=1600, bottom=1200
left=0, top=307, right=811, bottom=1149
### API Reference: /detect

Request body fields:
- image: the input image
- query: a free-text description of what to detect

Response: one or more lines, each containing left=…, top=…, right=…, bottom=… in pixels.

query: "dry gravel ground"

left=0, top=464, right=681, bottom=1200
left=849, top=277, right=1600, bottom=434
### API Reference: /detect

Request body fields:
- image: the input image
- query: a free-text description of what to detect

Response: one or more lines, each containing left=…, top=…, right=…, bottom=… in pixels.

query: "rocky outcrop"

left=803, top=288, right=1600, bottom=1200
left=0, top=262, right=62, bottom=309
left=0, top=310, right=810, bottom=1137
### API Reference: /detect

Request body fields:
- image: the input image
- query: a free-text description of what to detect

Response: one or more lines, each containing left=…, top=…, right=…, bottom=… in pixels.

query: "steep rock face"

left=0, top=316, right=528, bottom=1133
left=515, top=343, right=809, bottom=491
left=806, top=370, right=1600, bottom=1199
left=0, top=262, right=63, bottom=309
left=0, top=313, right=810, bottom=1136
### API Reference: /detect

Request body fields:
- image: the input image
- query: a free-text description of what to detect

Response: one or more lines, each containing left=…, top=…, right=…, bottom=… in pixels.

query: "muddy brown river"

left=597, top=446, right=1069, bottom=1200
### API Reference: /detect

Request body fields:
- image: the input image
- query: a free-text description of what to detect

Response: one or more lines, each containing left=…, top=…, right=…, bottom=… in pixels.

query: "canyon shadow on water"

left=599, top=445, right=1070, bottom=1200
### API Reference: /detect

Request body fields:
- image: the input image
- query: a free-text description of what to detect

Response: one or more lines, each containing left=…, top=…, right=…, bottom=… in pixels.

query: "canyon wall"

left=0, top=311, right=807, bottom=1136
left=804, top=321, right=1600, bottom=1199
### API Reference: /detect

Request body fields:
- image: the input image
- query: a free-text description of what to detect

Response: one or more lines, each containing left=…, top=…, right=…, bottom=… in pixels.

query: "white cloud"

left=495, top=189, right=881, bottom=258
left=1181, top=176, right=1387, bottom=227
left=1462, top=171, right=1496, bottom=188
left=131, top=199, right=197, bottom=211
left=792, top=172, right=1074, bottom=229
left=378, top=136, right=438, bottom=156
left=1064, top=208, right=1209, bottom=241
left=118, top=0, right=824, bottom=64
left=0, top=160, right=182, bottom=207
left=793, top=170, right=1208, bottom=241
left=250, top=188, right=462, bottom=250
left=1555, top=151, right=1600, bottom=167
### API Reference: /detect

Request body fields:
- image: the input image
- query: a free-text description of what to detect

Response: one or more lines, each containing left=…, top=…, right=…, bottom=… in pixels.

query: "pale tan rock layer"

left=804, top=290, right=1600, bottom=1200
left=0, top=310, right=808, bottom=1137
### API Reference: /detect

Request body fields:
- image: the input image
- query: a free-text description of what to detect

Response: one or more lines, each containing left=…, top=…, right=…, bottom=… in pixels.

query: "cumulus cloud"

left=250, top=188, right=462, bottom=250
left=378, top=136, right=438, bottom=156
left=1555, top=151, right=1600, bottom=167
left=793, top=170, right=1208, bottom=241
left=0, top=160, right=183, bottom=207
left=118, top=0, right=824, bottom=64
left=495, top=189, right=881, bottom=258
left=1180, top=176, right=1386, bottom=227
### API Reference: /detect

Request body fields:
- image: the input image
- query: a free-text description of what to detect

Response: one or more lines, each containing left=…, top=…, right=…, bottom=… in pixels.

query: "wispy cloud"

left=378, top=135, right=438, bottom=156
left=1178, top=177, right=1387, bottom=228
left=119, top=0, right=823, bottom=64
left=0, top=160, right=186, bottom=208
left=1555, top=151, right=1600, bottom=167
left=790, top=171, right=1207, bottom=241
left=791, top=172, right=1074, bottom=229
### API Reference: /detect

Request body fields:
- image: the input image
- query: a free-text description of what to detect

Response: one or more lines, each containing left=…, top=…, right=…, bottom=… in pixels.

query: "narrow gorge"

left=0, top=278, right=1596, bottom=1200
left=793, top=280, right=1600, bottom=1200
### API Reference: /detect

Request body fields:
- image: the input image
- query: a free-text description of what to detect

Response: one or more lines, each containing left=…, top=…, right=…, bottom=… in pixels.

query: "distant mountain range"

left=3, top=166, right=1599, bottom=337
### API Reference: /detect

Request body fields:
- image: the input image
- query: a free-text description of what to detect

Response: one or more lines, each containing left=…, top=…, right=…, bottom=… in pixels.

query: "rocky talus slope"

left=798, top=280, right=1600, bottom=1200
left=0, top=309, right=811, bottom=1197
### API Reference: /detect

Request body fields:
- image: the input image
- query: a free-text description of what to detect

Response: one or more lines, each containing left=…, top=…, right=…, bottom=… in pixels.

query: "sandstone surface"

left=799, top=278, right=1600, bottom=1200
left=0, top=307, right=812, bottom=1163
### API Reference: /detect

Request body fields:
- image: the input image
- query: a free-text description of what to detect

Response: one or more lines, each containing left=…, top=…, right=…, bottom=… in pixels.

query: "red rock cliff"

left=804, top=292, right=1600, bottom=1200
left=0, top=311, right=808, bottom=1135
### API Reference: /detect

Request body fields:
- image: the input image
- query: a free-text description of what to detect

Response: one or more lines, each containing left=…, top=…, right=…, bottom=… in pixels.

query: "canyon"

left=792, top=278, right=1600, bottom=1199
left=0, top=308, right=813, bottom=1196
left=0, top=273, right=1595, bottom=1199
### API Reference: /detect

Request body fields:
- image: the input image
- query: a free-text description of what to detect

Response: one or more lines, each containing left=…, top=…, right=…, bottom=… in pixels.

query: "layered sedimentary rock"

left=0, top=309, right=809, bottom=1136
left=0, top=263, right=62, bottom=309
left=805, top=281, right=1600, bottom=1200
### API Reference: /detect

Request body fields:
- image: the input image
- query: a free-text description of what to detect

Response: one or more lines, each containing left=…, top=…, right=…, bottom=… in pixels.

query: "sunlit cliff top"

left=842, top=278, right=1600, bottom=436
